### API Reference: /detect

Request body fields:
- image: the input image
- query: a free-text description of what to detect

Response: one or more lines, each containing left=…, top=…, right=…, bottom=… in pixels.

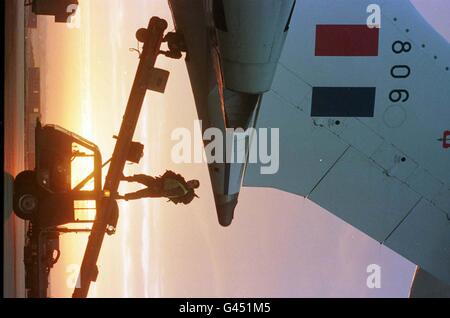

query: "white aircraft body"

left=168, top=0, right=450, bottom=294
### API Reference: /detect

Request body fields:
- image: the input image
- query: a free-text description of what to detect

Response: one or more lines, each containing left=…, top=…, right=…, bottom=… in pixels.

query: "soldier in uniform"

left=118, top=170, right=199, bottom=205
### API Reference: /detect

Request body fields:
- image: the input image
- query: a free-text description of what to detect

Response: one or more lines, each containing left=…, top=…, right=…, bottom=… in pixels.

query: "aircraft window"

left=213, top=0, right=228, bottom=32
left=284, top=0, right=296, bottom=32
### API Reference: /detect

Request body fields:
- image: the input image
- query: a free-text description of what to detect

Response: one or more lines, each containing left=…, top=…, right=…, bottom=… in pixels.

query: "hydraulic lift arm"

left=73, top=17, right=175, bottom=298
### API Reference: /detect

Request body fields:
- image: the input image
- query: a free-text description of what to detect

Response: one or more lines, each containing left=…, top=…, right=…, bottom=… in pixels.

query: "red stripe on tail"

left=315, top=25, right=379, bottom=56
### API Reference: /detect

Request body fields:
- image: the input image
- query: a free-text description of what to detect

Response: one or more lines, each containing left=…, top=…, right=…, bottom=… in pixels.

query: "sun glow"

left=40, top=0, right=174, bottom=298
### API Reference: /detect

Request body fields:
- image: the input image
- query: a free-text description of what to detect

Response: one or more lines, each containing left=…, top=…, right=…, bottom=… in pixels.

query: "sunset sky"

left=36, top=0, right=449, bottom=297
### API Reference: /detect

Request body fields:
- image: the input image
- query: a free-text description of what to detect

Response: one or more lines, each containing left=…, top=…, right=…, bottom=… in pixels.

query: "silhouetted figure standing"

left=118, top=170, right=199, bottom=205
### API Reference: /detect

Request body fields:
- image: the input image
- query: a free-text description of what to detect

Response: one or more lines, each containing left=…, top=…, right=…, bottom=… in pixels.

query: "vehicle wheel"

left=13, top=170, right=39, bottom=220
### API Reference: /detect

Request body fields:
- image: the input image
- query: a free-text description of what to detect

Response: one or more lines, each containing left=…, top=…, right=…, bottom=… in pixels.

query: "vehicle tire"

left=13, top=170, right=39, bottom=220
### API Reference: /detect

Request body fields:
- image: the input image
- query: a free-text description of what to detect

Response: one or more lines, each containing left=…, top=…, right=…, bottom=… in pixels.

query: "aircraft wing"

left=243, top=0, right=450, bottom=285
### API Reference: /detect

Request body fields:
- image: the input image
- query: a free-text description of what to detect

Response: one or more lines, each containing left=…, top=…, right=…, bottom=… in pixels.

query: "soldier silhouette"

left=118, top=170, right=199, bottom=205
